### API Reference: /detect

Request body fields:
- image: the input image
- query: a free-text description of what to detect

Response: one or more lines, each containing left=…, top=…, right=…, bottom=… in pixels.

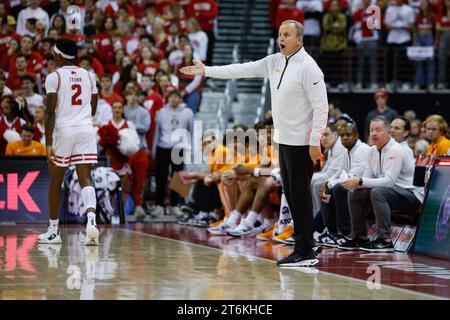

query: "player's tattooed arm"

left=45, top=93, right=57, bottom=158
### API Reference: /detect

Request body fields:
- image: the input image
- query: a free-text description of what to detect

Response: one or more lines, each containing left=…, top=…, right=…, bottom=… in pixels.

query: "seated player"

left=5, top=123, right=46, bottom=156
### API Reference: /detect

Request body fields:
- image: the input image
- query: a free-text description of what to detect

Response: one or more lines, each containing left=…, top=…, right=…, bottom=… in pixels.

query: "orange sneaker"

left=256, top=224, right=277, bottom=241
left=272, top=224, right=293, bottom=244
left=209, top=219, right=223, bottom=228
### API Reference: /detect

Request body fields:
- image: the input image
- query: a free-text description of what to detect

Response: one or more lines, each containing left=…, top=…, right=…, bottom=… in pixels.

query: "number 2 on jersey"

left=71, top=84, right=82, bottom=106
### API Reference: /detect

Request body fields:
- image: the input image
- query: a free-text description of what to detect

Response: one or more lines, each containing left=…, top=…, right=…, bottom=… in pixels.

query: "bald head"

left=280, top=20, right=304, bottom=38
left=278, top=21, right=303, bottom=56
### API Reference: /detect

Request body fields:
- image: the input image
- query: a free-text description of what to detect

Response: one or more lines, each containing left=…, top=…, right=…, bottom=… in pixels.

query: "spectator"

left=137, top=45, right=159, bottom=78
left=317, top=123, right=370, bottom=247
left=0, top=16, right=20, bottom=62
left=6, top=56, right=31, bottom=92
left=2, top=37, right=19, bottom=73
left=176, top=44, right=203, bottom=113
left=142, top=3, right=158, bottom=35
left=24, top=17, right=38, bottom=37
left=61, top=26, right=85, bottom=47
left=93, top=16, right=118, bottom=67
left=93, top=98, right=113, bottom=128
left=10, top=0, right=29, bottom=21
left=328, top=100, right=344, bottom=124
left=151, top=90, right=194, bottom=217
left=187, top=18, right=208, bottom=62
left=275, top=0, right=305, bottom=31
left=311, top=123, right=347, bottom=216
left=353, top=0, right=379, bottom=90
left=159, top=59, right=179, bottom=88
left=47, top=27, right=60, bottom=40
left=296, top=0, right=324, bottom=48
left=0, top=96, right=26, bottom=155
left=0, top=73, right=13, bottom=97
left=164, top=2, right=188, bottom=33
left=21, top=74, right=43, bottom=117
left=11, top=35, right=44, bottom=75
left=124, top=86, right=150, bottom=220
left=49, top=0, right=81, bottom=32
left=424, top=114, right=450, bottom=155
left=320, top=0, right=348, bottom=89
left=186, top=0, right=218, bottom=66
left=407, top=118, right=421, bottom=149
left=269, top=0, right=283, bottom=36
left=110, top=50, right=128, bottom=82
left=15, top=93, right=34, bottom=124
left=39, top=37, right=56, bottom=59
left=436, top=0, right=450, bottom=90
left=384, top=0, right=415, bottom=89
left=339, top=117, right=423, bottom=252
left=79, top=55, right=100, bottom=78
left=141, top=74, right=165, bottom=172
left=364, top=88, right=398, bottom=141
left=168, top=34, right=197, bottom=66
left=152, top=18, right=169, bottom=52
left=114, top=63, right=142, bottom=95
left=404, top=109, right=416, bottom=122
left=413, top=0, right=435, bottom=91
left=5, top=123, right=45, bottom=156
left=16, top=0, right=50, bottom=36
left=164, top=21, right=182, bottom=54
left=154, top=72, right=175, bottom=98
left=33, top=105, right=45, bottom=145
left=100, top=74, right=124, bottom=106
left=50, top=14, right=66, bottom=37
left=98, top=100, right=136, bottom=203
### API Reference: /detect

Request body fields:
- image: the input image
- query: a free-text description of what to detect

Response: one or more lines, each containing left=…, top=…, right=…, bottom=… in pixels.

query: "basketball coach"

left=180, top=20, right=328, bottom=267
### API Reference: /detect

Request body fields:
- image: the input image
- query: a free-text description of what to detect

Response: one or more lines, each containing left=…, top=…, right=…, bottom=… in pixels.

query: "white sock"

left=49, top=219, right=59, bottom=232
left=81, top=186, right=96, bottom=212
left=87, top=212, right=96, bottom=226
left=246, top=211, right=258, bottom=226
left=228, top=210, right=241, bottom=225
left=263, top=218, right=275, bottom=229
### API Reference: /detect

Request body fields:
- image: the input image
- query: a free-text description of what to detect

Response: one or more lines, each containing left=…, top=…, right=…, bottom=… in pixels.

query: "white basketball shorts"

left=51, top=125, right=98, bottom=167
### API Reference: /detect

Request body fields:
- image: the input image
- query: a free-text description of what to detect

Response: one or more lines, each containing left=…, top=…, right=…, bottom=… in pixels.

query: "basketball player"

left=38, top=38, right=99, bottom=245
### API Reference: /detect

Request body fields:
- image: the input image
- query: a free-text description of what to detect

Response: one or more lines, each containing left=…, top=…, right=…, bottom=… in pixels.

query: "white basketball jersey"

left=45, top=66, right=98, bottom=128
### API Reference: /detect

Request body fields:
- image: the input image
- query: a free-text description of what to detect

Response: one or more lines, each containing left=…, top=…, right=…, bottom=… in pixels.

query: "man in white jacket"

left=181, top=20, right=328, bottom=267
left=338, top=117, right=423, bottom=252
left=16, top=0, right=49, bottom=36
left=317, top=123, right=370, bottom=247
left=311, top=123, right=346, bottom=217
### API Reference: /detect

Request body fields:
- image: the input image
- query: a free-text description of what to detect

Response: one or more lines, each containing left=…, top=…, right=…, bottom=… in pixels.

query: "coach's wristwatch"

left=358, top=177, right=363, bottom=187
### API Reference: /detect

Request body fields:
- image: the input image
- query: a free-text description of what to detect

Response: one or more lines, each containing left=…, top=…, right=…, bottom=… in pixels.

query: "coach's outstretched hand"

left=179, top=60, right=206, bottom=76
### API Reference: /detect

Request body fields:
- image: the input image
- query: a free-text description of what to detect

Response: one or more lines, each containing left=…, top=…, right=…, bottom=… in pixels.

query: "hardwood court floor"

left=0, top=224, right=448, bottom=300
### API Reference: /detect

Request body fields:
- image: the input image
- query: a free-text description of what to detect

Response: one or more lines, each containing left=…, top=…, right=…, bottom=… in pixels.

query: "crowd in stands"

left=0, top=0, right=218, bottom=218
left=270, top=0, right=450, bottom=91
left=0, top=1, right=449, bottom=252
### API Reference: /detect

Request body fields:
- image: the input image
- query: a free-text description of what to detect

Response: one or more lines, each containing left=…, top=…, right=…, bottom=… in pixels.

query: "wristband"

left=253, top=168, right=261, bottom=177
